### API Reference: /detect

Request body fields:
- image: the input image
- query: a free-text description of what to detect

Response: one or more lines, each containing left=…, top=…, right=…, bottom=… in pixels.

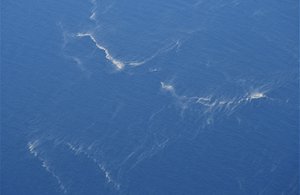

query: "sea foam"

left=77, top=33, right=125, bottom=70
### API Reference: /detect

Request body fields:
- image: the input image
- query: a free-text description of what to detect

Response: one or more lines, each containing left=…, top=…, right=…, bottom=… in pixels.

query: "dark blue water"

left=1, top=0, right=299, bottom=194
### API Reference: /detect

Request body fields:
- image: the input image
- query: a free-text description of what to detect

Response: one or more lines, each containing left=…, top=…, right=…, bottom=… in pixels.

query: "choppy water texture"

left=1, top=0, right=299, bottom=194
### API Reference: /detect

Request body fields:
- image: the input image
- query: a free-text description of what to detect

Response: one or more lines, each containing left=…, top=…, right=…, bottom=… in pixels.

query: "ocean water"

left=1, top=0, right=299, bottom=195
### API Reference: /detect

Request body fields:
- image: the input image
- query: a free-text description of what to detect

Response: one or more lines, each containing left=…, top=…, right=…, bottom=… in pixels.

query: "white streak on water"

left=27, top=140, right=68, bottom=194
left=76, top=33, right=125, bottom=70
left=65, top=142, right=120, bottom=190
left=160, top=82, right=175, bottom=93
left=160, top=80, right=273, bottom=127
left=247, top=92, right=266, bottom=100
left=128, top=39, right=182, bottom=67
left=89, top=0, right=97, bottom=21
left=90, top=12, right=96, bottom=21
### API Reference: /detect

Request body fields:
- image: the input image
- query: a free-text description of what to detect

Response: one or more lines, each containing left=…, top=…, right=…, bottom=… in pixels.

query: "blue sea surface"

left=1, top=0, right=299, bottom=195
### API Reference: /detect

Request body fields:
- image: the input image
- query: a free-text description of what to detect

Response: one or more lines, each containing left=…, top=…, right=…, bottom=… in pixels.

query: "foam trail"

left=160, top=82, right=175, bottom=93
left=27, top=141, right=68, bottom=194
left=41, top=161, right=68, bottom=194
left=28, top=140, right=39, bottom=157
left=96, top=163, right=120, bottom=190
left=77, top=33, right=125, bottom=70
left=128, top=40, right=181, bottom=67
left=66, top=142, right=120, bottom=190
left=90, top=12, right=96, bottom=21
left=247, top=92, right=266, bottom=100
left=128, top=52, right=159, bottom=66
left=129, top=60, right=149, bottom=67
left=160, top=80, right=274, bottom=128
left=89, top=0, right=97, bottom=21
